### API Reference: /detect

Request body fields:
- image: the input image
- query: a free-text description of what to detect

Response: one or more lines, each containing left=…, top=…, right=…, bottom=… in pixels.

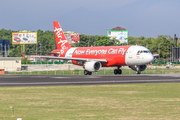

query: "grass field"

left=8, top=68, right=180, bottom=75
left=1, top=83, right=180, bottom=120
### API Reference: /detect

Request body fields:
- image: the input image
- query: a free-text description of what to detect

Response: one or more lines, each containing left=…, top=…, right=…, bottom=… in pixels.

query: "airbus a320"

left=30, top=21, right=157, bottom=75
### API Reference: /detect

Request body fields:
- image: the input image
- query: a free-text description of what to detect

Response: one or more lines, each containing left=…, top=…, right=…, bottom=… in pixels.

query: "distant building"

left=111, top=26, right=126, bottom=30
left=0, top=57, right=21, bottom=71
left=64, top=31, right=80, bottom=45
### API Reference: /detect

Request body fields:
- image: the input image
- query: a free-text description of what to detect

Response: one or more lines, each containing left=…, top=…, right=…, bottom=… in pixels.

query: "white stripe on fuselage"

left=65, top=47, right=78, bottom=58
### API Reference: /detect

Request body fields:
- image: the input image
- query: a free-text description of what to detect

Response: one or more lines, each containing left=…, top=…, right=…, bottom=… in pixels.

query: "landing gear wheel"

left=114, top=69, right=118, bottom=75
left=114, top=69, right=122, bottom=75
left=84, top=70, right=92, bottom=75
left=88, top=72, right=92, bottom=75
left=84, top=70, right=89, bottom=75
left=118, top=69, right=122, bottom=74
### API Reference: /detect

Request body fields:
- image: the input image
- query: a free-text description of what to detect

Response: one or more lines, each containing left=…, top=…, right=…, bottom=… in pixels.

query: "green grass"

left=8, top=68, right=180, bottom=75
left=1, top=84, right=180, bottom=120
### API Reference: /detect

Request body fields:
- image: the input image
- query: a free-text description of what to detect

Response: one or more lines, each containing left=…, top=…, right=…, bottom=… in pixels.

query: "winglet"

left=153, top=52, right=159, bottom=57
left=21, top=53, right=25, bottom=58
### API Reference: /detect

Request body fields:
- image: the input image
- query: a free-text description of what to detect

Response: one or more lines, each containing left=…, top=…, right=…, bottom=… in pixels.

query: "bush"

left=21, top=58, right=31, bottom=64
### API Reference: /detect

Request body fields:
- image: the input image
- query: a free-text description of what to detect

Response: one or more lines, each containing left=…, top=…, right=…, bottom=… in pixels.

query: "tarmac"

left=0, top=74, right=180, bottom=87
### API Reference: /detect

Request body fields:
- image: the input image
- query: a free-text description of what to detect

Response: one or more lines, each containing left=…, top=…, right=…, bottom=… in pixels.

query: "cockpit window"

left=144, top=51, right=148, bottom=53
left=137, top=50, right=150, bottom=53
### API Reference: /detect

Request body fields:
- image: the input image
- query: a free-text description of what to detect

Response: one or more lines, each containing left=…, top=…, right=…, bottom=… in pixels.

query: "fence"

left=27, top=61, right=180, bottom=65
left=7, top=67, right=180, bottom=75
left=30, top=61, right=68, bottom=64
left=152, top=62, right=180, bottom=65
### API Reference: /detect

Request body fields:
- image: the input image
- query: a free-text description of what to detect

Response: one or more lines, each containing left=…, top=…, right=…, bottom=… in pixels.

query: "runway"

left=1, top=74, right=180, bottom=87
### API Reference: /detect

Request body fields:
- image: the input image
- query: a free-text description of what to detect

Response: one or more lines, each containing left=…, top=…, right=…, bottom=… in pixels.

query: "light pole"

left=8, top=44, right=9, bottom=57
left=158, top=42, right=163, bottom=62
left=39, top=42, right=41, bottom=55
left=5, top=44, right=6, bottom=57
left=36, top=43, right=37, bottom=55
left=37, top=41, right=41, bottom=55
left=0, top=43, right=2, bottom=56
left=94, top=36, right=96, bottom=46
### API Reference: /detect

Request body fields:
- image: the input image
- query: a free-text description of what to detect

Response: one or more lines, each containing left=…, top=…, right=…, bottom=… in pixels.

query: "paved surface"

left=0, top=74, right=180, bottom=87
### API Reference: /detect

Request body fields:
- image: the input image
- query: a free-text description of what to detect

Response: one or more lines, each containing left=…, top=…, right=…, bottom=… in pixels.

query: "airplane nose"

left=146, top=54, right=154, bottom=63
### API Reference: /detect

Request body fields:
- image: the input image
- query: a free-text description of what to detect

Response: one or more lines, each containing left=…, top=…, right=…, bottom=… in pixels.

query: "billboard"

left=64, top=31, right=80, bottom=45
left=12, top=32, right=37, bottom=44
left=107, top=30, right=128, bottom=44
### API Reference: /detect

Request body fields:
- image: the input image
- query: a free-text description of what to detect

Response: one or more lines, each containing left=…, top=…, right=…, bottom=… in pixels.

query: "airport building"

left=0, top=57, right=21, bottom=71
left=0, top=40, right=22, bottom=72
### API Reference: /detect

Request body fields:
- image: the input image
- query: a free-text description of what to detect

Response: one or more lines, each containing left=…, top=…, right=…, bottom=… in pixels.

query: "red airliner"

left=31, top=21, right=156, bottom=75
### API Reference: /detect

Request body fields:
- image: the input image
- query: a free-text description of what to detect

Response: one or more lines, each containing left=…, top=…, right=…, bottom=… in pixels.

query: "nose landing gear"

left=136, top=71, right=141, bottom=74
left=136, top=66, right=141, bottom=74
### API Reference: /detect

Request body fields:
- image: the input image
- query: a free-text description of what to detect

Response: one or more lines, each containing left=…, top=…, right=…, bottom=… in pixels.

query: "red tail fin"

left=53, top=21, right=71, bottom=53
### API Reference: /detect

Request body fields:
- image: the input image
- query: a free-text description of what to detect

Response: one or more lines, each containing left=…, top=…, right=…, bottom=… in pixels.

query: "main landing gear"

left=84, top=70, right=92, bottom=75
left=114, top=66, right=122, bottom=75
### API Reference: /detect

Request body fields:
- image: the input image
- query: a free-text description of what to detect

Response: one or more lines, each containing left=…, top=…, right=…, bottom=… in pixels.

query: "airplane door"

left=128, top=47, right=134, bottom=58
left=137, top=55, right=140, bottom=63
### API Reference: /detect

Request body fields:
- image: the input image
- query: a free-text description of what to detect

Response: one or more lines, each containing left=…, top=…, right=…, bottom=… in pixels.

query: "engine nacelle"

left=129, top=65, right=147, bottom=71
left=84, top=61, right=101, bottom=72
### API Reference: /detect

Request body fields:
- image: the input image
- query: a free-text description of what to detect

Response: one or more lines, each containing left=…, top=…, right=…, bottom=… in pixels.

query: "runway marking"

left=51, top=76, right=100, bottom=79
left=51, top=77, right=70, bottom=79
left=1, top=79, right=180, bottom=85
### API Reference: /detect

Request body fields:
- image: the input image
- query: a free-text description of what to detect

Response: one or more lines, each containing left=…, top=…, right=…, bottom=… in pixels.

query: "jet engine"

left=129, top=65, right=147, bottom=71
left=84, top=61, right=101, bottom=72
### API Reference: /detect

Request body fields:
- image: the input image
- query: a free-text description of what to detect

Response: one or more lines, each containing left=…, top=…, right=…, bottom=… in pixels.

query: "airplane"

left=29, top=21, right=157, bottom=75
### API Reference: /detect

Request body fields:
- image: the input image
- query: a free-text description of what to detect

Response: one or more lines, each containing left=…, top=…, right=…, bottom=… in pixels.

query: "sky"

left=0, top=0, right=180, bottom=38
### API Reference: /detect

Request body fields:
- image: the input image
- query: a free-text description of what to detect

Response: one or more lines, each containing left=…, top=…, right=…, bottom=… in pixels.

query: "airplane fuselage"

left=51, top=45, right=154, bottom=67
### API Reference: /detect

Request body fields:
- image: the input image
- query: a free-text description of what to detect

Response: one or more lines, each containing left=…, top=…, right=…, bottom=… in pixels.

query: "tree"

left=0, top=28, right=177, bottom=61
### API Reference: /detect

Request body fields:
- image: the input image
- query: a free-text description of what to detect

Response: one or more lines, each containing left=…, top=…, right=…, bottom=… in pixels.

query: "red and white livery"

left=34, top=21, right=155, bottom=75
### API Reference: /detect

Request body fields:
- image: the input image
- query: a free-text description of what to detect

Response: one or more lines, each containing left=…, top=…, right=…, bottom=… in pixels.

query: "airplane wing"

left=153, top=52, right=159, bottom=57
left=31, top=51, right=58, bottom=55
left=153, top=54, right=159, bottom=57
left=29, top=55, right=107, bottom=63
